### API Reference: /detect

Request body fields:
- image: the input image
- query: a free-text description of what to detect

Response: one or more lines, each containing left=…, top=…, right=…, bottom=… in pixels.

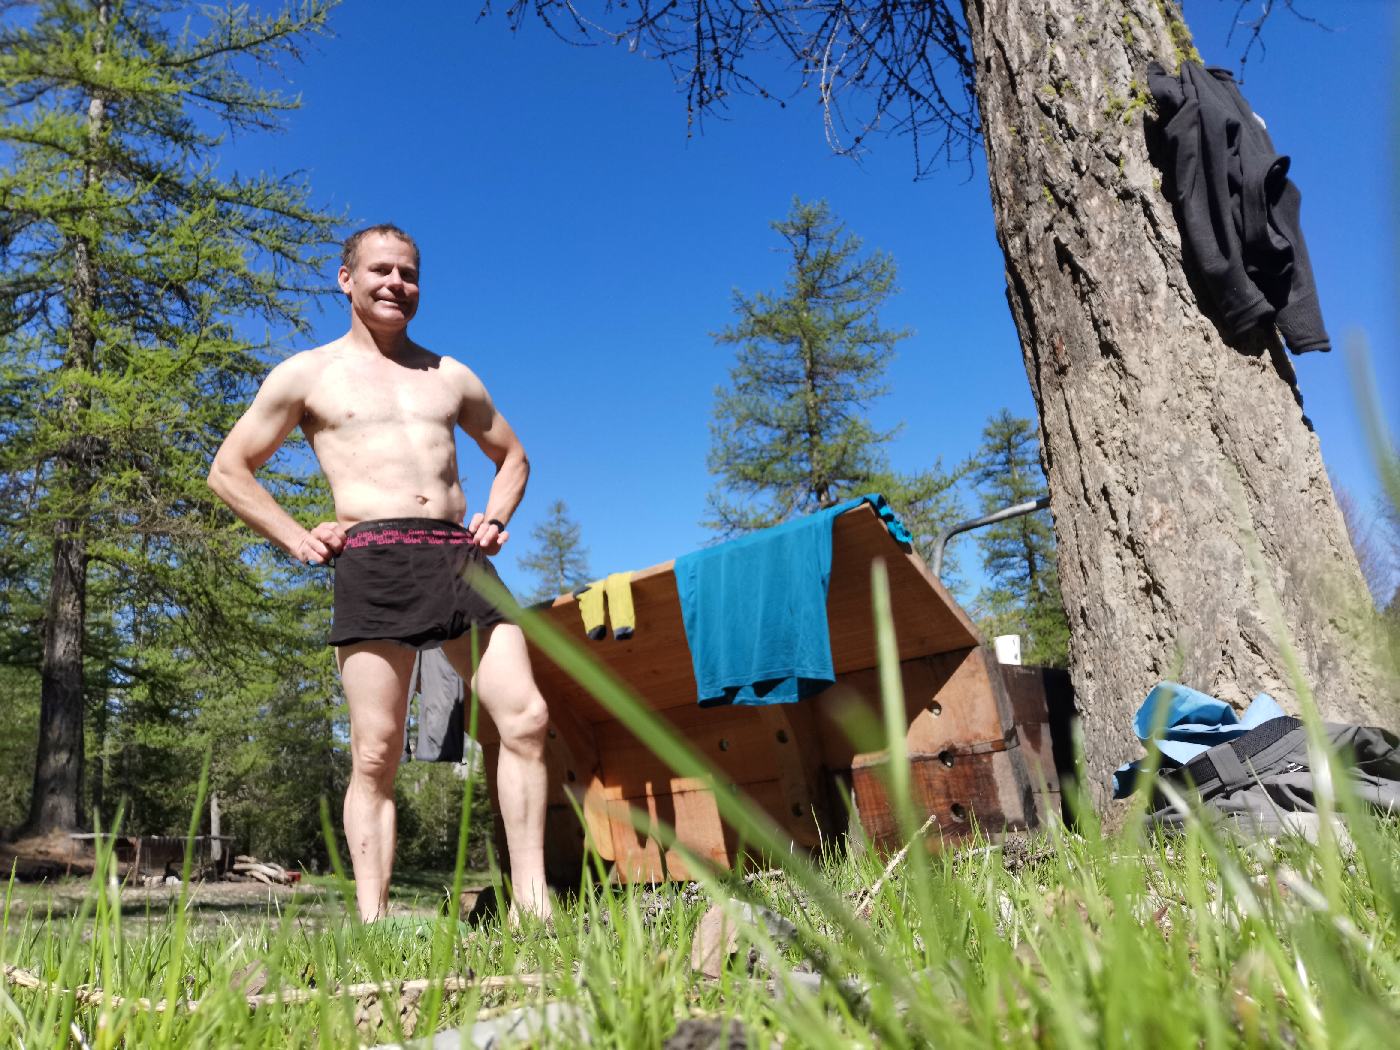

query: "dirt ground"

left=5, top=857, right=324, bottom=924
left=2, top=832, right=326, bottom=923
left=8, top=876, right=328, bottom=921
left=2, top=832, right=485, bottom=925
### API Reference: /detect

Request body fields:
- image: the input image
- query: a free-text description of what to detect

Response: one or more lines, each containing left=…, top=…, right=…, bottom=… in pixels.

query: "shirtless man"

left=208, top=224, right=551, bottom=922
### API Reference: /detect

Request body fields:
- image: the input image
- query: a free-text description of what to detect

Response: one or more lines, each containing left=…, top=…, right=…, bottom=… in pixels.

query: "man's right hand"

left=296, top=521, right=347, bottom=565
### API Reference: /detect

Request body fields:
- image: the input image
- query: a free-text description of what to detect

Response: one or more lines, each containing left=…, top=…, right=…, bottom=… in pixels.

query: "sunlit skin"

left=208, top=232, right=551, bottom=923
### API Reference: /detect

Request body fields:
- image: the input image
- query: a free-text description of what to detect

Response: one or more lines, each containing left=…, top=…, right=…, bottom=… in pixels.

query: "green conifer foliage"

left=0, top=0, right=339, bottom=834
left=705, top=198, right=963, bottom=566
left=518, top=499, right=592, bottom=603
left=971, top=409, right=1070, bottom=667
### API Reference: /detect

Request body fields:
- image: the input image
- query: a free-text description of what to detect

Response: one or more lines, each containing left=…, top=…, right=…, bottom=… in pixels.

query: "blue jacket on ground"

left=1112, top=681, right=1285, bottom=797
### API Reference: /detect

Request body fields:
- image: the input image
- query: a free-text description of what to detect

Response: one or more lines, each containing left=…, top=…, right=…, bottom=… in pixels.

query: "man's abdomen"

left=312, top=425, right=467, bottom=527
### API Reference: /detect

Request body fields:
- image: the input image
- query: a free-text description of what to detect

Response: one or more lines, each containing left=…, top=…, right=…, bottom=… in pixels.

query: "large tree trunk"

left=25, top=4, right=108, bottom=835
left=28, top=526, right=87, bottom=833
left=963, top=0, right=1396, bottom=802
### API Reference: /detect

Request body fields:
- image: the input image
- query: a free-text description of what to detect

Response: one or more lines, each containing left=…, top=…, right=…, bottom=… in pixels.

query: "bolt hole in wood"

left=951, top=803, right=967, bottom=822
left=547, top=728, right=556, bottom=739
left=718, top=738, right=730, bottom=752
left=566, top=769, right=576, bottom=782
left=791, top=804, right=803, bottom=817
left=930, top=702, right=942, bottom=717
left=939, top=750, right=955, bottom=768
left=775, top=729, right=789, bottom=744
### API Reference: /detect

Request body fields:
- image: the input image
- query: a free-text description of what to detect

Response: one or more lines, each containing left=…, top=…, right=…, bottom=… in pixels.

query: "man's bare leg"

left=442, top=623, right=551, bottom=921
left=337, top=640, right=415, bottom=922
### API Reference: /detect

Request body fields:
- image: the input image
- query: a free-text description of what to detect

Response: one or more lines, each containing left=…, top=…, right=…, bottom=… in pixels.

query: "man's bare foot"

left=507, top=882, right=554, bottom=929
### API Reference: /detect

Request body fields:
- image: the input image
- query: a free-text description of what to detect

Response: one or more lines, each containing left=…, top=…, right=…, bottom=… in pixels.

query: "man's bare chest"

left=303, top=359, right=459, bottom=435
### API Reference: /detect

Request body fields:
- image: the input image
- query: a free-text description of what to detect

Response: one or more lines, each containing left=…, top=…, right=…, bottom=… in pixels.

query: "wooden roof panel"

left=527, top=502, right=981, bottom=722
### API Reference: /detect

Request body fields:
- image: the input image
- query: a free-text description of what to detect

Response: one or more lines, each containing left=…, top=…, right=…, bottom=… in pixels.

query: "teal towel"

left=675, top=494, right=910, bottom=706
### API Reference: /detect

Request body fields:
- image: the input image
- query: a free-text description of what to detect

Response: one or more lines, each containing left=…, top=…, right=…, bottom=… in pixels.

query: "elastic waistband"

left=346, top=517, right=470, bottom=535
left=344, top=518, right=474, bottom=550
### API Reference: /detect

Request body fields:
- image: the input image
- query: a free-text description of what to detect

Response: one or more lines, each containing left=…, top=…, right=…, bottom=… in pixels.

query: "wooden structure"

left=998, top=665, right=1075, bottom=822
left=476, top=503, right=1045, bottom=883
left=65, top=833, right=234, bottom=878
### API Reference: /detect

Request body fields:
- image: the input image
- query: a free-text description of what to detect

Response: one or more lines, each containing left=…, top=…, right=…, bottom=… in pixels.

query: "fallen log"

left=231, top=858, right=294, bottom=884
left=232, top=861, right=285, bottom=877
left=1, top=962, right=546, bottom=1014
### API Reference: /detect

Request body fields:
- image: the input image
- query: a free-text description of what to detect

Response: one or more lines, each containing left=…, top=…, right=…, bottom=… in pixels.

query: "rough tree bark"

left=963, top=0, right=1395, bottom=800
left=24, top=2, right=109, bottom=835
left=29, top=524, right=87, bottom=833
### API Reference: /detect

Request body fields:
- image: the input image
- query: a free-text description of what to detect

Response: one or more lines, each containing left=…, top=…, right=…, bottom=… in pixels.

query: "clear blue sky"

left=238, top=0, right=1399, bottom=601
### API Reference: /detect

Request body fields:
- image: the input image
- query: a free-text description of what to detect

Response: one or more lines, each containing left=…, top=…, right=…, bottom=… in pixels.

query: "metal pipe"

left=931, top=495, right=1051, bottom=580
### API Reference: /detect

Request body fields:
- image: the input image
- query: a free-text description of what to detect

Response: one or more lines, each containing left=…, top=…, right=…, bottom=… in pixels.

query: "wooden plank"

left=812, top=647, right=1009, bottom=770
left=593, top=703, right=809, bottom=799
left=528, top=568, right=691, bottom=725
left=997, top=664, right=1074, bottom=801
left=524, top=647, right=1024, bottom=880
left=835, top=646, right=1038, bottom=848
left=825, top=507, right=981, bottom=672
left=605, top=779, right=803, bottom=884
left=757, top=703, right=831, bottom=834
left=999, top=665, right=1052, bottom=726
left=1014, top=721, right=1059, bottom=795
left=849, top=747, right=1034, bottom=851
left=1033, top=789, right=1063, bottom=826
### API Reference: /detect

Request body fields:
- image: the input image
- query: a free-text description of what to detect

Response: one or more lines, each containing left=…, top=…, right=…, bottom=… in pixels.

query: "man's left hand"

left=468, top=512, right=509, bottom=555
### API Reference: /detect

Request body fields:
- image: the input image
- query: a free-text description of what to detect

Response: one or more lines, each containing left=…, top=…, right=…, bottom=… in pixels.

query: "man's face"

left=338, top=233, right=420, bottom=329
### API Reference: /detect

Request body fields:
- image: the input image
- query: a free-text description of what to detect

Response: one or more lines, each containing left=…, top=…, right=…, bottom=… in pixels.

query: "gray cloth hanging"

left=402, top=647, right=468, bottom=764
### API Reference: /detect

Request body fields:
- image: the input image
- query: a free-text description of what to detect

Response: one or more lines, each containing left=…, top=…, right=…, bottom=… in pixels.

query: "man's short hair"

left=341, top=224, right=420, bottom=272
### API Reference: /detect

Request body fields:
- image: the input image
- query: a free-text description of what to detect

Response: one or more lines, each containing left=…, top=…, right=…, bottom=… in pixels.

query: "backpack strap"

left=1169, top=716, right=1303, bottom=791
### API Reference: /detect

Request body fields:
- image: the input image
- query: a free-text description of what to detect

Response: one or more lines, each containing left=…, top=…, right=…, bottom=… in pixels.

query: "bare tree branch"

left=485, top=1, right=979, bottom=178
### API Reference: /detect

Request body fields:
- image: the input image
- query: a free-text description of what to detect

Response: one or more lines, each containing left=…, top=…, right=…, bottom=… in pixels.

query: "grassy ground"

left=2, top=811, right=1398, bottom=1048
left=5, top=565, right=1397, bottom=1047
left=1, top=866, right=484, bottom=927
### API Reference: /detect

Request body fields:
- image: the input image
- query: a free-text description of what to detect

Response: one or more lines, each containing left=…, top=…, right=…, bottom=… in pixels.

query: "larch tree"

left=705, top=198, right=964, bottom=567
left=0, top=0, right=339, bottom=834
left=971, top=409, right=1069, bottom=668
left=503, top=0, right=1396, bottom=798
left=518, top=499, right=593, bottom=603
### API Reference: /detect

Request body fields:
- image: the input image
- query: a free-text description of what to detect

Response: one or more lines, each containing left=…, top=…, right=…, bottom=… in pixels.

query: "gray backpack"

left=1149, top=717, right=1400, bottom=832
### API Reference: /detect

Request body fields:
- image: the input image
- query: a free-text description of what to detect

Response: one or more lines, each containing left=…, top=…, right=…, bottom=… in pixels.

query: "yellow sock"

left=577, top=581, right=606, bottom=640
left=604, top=571, right=635, bottom=640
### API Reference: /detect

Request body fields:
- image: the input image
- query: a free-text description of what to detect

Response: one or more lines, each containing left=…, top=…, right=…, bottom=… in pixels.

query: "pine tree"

left=971, top=410, right=1069, bottom=668
left=0, top=0, right=340, bottom=834
left=870, top=464, right=969, bottom=588
left=705, top=198, right=962, bottom=558
left=518, top=500, right=592, bottom=603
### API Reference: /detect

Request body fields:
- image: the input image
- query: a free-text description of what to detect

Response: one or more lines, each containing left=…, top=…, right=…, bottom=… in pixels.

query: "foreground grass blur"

left=2, top=808, right=1398, bottom=1048
left=4, top=555, right=1399, bottom=1047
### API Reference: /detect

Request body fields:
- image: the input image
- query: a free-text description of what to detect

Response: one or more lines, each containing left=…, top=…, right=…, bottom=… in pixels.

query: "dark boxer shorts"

left=327, top=518, right=512, bottom=650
